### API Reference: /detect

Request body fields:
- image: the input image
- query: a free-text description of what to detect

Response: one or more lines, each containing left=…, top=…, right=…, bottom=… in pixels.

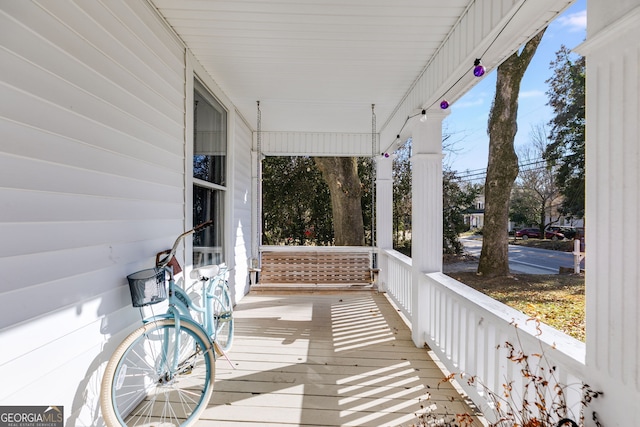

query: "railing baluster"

left=379, top=249, right=587, bottom=424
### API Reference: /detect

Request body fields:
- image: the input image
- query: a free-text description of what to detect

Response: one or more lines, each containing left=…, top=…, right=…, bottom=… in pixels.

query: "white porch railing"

left=379, top=248, right=587, bottom=423
left=380, top=249, right=413, bottom=320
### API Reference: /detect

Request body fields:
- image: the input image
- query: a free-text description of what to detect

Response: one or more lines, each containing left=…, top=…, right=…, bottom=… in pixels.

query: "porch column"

left=410, top=108, right=449, bottom=346
left=250, top=149, right=262, bottom=269
left=577, top=3, right=640, bottom=424
left=376, top=154, right=393, bottom=290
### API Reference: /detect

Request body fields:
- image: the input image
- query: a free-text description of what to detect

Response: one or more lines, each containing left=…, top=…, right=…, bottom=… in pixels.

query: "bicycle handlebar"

left=155, top=220, right=214, bottom=269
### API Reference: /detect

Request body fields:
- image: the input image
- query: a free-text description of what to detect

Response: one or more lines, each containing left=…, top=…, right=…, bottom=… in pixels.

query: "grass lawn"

left=445, top=271, right=585, bottom=341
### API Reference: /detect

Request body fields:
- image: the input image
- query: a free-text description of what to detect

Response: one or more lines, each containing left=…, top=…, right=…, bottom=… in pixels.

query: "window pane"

left=194, top=85, right=226, bottom=185
left=193, top=185, right=224, bottom=267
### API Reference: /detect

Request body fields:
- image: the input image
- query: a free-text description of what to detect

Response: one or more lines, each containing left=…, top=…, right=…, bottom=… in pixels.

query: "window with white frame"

left=193, top=79, right=227, bottom=267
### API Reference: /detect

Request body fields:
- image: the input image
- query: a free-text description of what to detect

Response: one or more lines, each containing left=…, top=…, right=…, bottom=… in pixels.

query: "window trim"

left=185, top=72, right=230, bottom=269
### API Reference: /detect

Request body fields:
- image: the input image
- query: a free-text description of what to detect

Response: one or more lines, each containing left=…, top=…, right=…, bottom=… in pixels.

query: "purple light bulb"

left=473, top=59, right=485, bottom=77
left=440, top=100, right=450, bottom=109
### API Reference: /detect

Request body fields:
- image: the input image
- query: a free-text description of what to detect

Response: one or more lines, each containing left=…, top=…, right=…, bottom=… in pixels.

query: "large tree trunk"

left=478, top=29, right=546, bottom=277
left=313, top=157, right=365, bottom=246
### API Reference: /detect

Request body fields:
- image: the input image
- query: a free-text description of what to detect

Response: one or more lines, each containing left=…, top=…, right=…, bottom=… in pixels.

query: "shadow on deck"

left=196, top=291, right=485, bottom=426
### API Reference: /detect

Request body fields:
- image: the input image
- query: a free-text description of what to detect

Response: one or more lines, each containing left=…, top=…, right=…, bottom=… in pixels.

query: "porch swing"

left=251, top=103, right=379, bottom=289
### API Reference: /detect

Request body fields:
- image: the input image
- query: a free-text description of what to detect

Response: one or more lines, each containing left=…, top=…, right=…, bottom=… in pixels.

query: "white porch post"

left=250, top=149, right=262, bottom=269
left=578, top=3, right=640, bottom=424
left=376, top=154, right=393, bottom=291
left=410, top=108, right=449, bottom=346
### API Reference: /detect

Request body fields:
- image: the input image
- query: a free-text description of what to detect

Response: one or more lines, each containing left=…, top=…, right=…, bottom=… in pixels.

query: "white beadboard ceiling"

left=149, top=0, right=572, bottom=137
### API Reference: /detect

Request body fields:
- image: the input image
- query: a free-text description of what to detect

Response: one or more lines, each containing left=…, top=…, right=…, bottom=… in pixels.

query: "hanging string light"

left=380, top=111, right=422, bottom=156
left=385, top=0, right=527, bottom=150
left=469, top=1, right=526, bottom=79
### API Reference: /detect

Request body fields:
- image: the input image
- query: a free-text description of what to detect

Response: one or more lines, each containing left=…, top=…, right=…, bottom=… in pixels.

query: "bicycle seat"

left=190, top=265, right=220, bottom=280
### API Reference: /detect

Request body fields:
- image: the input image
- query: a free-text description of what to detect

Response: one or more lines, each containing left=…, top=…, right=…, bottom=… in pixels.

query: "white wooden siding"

left=0, top=1, right=186, bottom=424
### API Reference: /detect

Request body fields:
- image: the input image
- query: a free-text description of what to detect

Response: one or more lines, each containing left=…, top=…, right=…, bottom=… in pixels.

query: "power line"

left=456, top=158, right=548, bottom=180
left=454, top=155, right=578, bottom=183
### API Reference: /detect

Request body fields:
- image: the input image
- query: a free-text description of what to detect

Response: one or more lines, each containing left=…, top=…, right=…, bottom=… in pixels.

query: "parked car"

left=545, top=226, right=579, bottom=240
left=544, top=227, right=565, bottom=240
left=515, top=228, right=541, bottom=239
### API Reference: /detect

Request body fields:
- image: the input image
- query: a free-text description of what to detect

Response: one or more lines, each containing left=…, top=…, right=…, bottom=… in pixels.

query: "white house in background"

left=1, top=1, right=639, bottom=425
left=464, top=194, right=485, bottom=229
left=466, top=191, right=585, bottom=234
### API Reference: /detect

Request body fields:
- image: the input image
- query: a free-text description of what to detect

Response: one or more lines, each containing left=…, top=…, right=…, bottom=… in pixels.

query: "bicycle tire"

left=100, top=318, right=215, bottom=427
left=212, top=283, right=234, bottom=352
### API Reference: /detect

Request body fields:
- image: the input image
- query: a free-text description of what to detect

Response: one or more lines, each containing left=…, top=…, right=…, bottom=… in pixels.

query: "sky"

left=443, top=0, right=587, bottom=180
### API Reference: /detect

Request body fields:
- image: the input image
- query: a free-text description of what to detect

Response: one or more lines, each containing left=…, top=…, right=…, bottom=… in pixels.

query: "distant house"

left=464, top=195, right=485, bottom=229
left=464, top=190, right=585, bottom=233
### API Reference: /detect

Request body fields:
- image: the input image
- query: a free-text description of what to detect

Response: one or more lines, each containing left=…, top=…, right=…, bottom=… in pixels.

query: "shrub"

left=410, top=321, right=602, bottom=427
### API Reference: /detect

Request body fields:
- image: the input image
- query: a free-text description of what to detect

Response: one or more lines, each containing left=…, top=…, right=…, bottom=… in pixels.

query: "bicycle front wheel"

left=101, top=318, right=215, bottom=427
left=212, top=284, right=234, bottom=352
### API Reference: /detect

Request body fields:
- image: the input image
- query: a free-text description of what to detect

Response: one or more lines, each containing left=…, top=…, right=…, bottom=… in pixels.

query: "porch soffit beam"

left=255, top=131, right=379, bottom=157
left=379, top=0, right=573, bottom=148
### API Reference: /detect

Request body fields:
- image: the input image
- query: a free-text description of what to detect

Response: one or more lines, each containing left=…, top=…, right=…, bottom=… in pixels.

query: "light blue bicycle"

left=100, top=223, right=234, bottom=427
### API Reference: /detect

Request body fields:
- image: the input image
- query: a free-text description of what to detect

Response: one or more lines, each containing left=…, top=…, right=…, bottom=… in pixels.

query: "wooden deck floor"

left=196, top=291, right=484, bottom=427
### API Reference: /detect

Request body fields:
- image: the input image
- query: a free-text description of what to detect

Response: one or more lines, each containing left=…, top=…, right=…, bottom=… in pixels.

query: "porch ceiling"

left=149, top=0, right=572, bottom=142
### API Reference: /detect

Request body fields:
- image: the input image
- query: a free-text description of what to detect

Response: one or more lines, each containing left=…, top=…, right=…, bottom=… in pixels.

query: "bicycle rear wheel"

left=101, top=318, right=215, bottom=427
left=212, top=284, right=234, bottom=352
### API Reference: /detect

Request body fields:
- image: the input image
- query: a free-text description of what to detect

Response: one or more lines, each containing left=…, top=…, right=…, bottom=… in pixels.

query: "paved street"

left=460, top=237, right=583, bottom=274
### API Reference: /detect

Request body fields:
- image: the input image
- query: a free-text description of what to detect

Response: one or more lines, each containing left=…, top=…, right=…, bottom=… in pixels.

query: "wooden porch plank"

left=220, top=350, right=441, bottom=369
left=197, top=292, right=484, bottom=426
